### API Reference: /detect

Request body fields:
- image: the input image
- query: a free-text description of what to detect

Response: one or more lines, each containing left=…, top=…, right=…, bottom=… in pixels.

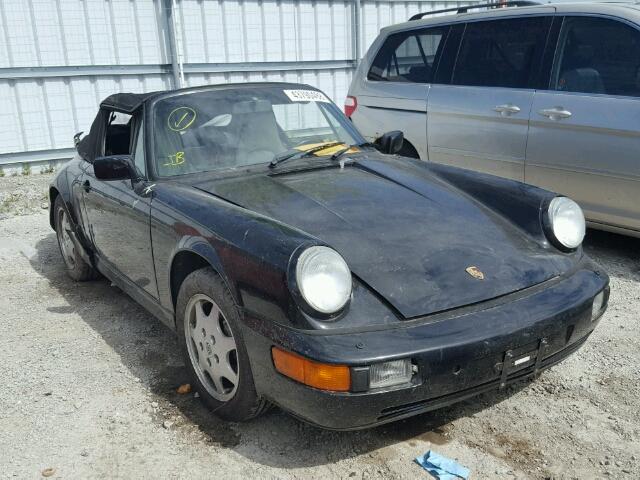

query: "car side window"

left=133, top=120, right=146, bottom=177
left=104, top=111, right=133, bottom=156
left=452, top=17, right=551, bottom=89
left=367, top=27, right=447, bottom=83
left=551, top=17, right=640, bottom=97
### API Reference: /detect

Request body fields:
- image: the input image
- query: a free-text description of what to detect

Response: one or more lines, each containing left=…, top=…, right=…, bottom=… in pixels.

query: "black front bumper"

left=241, top=265, right=608, bottom=430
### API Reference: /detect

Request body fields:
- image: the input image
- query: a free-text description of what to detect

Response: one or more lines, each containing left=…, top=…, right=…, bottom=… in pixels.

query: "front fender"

left=361, top=156, right=562, bottom=247
left=151, top=182, right=320, bottom=330
left=177, top=237, right=225, bottom=273
left=424, top=162, right=558, bottom=245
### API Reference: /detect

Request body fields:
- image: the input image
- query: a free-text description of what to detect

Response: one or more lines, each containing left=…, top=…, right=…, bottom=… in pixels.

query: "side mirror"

left=94, top=155, right=136, bottom=181
left=375, top=131, right=404, bottom=155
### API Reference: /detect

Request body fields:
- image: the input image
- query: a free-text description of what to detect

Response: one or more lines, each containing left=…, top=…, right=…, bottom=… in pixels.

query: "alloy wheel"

left=184, top=294, right=239, bottom=402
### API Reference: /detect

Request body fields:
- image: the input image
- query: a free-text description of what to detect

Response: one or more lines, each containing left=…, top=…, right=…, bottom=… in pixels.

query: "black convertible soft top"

left=100, top=91, right=162, bottom=114
left=77, top=83, right=320, bottom=162
left=78, top=92, right=161, bottom=161
left=99, top=82, right=316, bottom=113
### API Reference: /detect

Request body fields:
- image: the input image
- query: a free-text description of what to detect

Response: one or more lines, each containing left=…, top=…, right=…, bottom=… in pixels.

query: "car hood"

left=192, top=159, right=567, bottom=319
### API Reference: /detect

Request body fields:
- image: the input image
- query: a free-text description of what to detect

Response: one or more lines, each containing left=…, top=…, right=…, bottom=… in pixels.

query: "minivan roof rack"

left=409, top=1, right=540, bottom=20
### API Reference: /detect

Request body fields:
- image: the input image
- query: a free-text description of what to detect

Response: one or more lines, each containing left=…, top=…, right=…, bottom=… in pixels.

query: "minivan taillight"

left=344, top=96, right=357, bottom=118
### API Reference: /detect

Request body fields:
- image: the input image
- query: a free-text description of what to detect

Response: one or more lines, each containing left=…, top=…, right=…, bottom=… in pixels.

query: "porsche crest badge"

left=465, top=266, right=485, bottom=280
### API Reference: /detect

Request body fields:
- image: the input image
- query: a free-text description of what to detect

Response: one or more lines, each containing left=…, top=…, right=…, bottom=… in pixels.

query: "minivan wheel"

left=54, top=196, right=95, bottom=281
left=176, top=267, right=268, bottom=421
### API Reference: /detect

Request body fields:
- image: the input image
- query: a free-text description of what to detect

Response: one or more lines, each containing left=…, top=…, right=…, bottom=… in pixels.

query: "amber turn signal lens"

left=271, top=347, right=351, bottom=392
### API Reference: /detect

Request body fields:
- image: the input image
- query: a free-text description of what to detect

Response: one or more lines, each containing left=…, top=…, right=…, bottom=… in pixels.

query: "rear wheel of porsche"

left=176, top=267, right=268, bottom=421
left=54, top=196, right=95, bottom=281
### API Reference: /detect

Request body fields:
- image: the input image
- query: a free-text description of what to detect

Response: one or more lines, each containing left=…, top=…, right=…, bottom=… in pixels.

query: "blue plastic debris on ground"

left=415, top=450, right=470, bottom=480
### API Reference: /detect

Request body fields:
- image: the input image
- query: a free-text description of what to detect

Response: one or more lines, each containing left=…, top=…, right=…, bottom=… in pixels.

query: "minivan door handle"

left=493, top=104, right=521, bottom=116
left=538, top=107, right=572, bottom=120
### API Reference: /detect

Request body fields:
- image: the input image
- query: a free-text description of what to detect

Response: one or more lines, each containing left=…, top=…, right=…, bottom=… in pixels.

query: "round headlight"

left=547, top=197, right=585, bottom=249
left=295, top=246, right=352, bottom=315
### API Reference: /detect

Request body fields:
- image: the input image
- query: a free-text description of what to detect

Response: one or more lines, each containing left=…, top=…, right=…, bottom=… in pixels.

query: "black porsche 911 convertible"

left=50, top=82, right=609, bottom=430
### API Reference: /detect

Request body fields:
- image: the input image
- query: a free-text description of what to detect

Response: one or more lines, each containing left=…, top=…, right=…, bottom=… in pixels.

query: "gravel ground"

left=0, top=177, right=638, bottom=479
left=0, top=173, right=52, bottom=219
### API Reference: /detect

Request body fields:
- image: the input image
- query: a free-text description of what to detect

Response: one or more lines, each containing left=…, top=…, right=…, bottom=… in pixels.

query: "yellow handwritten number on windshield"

left=164, top=151, right=185, bottom=167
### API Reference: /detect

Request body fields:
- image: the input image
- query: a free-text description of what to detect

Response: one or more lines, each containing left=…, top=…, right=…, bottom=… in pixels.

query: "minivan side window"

left=452, top=17, right=551, bottom=89
left=551, top=17, right=640, bottom=97
left=367, top=27, right=447, bottom=83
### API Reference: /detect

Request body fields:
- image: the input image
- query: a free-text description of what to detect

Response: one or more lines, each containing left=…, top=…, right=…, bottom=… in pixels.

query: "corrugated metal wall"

left=0, top=0, right=472, bottom=169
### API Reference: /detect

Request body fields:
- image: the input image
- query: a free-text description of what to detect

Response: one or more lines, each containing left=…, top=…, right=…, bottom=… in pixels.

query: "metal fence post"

left=164, top=0, right=184, bottom=89
left=352, top=0, right=362, bottom=63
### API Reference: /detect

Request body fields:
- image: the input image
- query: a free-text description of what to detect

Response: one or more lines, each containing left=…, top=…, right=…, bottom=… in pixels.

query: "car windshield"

left=152, top=86, right=362, bottom=176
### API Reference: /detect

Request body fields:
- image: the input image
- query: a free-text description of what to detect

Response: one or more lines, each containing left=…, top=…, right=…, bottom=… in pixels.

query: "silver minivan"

left=347, top=2, right=640, bottom=238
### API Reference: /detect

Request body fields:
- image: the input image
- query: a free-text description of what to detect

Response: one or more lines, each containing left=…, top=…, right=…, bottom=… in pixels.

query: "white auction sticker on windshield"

left=283, top=89, right=330, bottom=103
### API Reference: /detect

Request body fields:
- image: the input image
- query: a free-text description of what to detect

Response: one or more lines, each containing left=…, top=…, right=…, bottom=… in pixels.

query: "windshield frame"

left=144, top=84, right=366, bottom=181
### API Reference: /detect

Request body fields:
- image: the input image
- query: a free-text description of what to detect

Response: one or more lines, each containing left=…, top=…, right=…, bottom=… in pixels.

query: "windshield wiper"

left=330, top=141, right=377, bottom=161
left=269, top=141, right=344, bottom=169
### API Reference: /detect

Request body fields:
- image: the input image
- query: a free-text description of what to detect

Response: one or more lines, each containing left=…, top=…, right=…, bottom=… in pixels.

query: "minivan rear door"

left=427, top=15, right=553, bottom=181
left=352, top=26, right=449, bottom=160
left=526, top=15, right=640, bottom=233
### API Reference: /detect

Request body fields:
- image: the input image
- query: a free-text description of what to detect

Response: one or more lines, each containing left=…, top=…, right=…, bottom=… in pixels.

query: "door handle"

left=538, top=107, right=572, bottom=120
left=83, top=180, right=91, bottom=192
left=493, top=104, right=521, bottom=116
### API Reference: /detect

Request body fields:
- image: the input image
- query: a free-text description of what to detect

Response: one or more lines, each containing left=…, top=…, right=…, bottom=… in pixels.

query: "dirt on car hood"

left=193, top=161, right=566, bottom=319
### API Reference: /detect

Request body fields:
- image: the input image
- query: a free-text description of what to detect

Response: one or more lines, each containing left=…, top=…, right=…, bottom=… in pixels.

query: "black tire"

left=54, top=196, right=96, bottom=281
left=176, top=267, right=268, bottom=422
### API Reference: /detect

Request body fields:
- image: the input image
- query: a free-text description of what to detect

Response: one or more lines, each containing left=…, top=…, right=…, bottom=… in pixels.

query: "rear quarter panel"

left=352, top=93, right=428, bottom=160
left=50, top=156, right=87, bottom=233
left=349, top=32, right=429, bottom=159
